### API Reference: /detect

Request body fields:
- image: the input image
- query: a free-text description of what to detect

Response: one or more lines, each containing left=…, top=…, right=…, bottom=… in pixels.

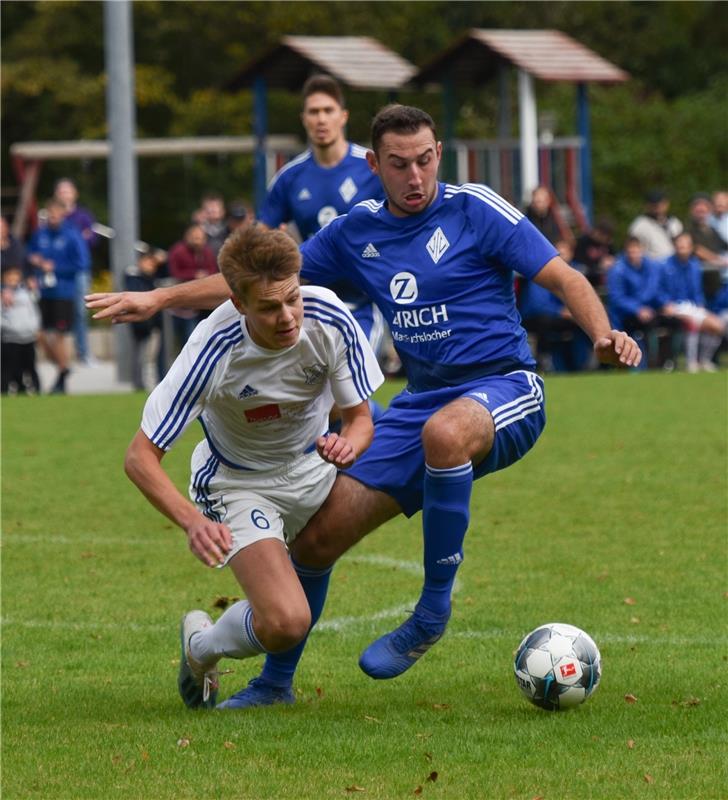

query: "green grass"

left=2, top=371, right=727, bottom=799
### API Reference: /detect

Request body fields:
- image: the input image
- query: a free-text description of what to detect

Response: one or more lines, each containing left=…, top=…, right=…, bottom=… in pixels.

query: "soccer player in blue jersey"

left=259, top=74, right=386, bottom=356
left=89, top=105, right=641, bottom=706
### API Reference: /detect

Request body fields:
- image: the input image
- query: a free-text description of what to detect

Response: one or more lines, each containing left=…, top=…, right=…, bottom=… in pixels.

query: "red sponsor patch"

left=560, top=662, right=577, bottom=678
left=244, top=403, right=281, bottom=422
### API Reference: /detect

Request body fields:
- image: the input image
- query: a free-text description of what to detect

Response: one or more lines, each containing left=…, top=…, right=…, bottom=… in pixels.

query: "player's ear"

left=366, top=150, right=378, bottom=174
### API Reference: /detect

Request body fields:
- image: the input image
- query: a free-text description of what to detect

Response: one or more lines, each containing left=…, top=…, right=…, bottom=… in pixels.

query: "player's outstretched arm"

left=316, top=400, right=374, bottom=469
left=124, top=430, right=232, bottom=567
left=534, top=256, right=642, bottom=368
left=86, top=272, right=231, bottom=323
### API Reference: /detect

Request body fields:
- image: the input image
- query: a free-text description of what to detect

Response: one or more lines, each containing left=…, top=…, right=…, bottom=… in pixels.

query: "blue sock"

left=417, top=462, right=473, bottom=618
left=259, top=559, right=332, bottom=687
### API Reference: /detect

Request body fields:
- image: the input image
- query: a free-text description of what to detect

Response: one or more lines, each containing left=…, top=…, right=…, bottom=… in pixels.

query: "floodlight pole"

left=517, top=69, right=539, bottom=206
left=103, top=0, right=138, bottom=382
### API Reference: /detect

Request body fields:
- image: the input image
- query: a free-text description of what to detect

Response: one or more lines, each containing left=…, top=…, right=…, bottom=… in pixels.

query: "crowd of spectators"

left=2, top=177, right=727, bottom=395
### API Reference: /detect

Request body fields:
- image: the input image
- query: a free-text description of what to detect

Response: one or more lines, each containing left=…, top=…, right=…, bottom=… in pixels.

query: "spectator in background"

left=1, top=215, right=29, bottom=279
left=125, top=250, right=167, bottom=390
left=226, top=200, right=251, bottom=236
left=27, top=198, right=89, bottom=393
left=518, top=239, right=592, bottom=372
left=193, top=192, right=229, bottom=257
left=167, top=223, right=218, bottom=352
left=709, top=190, right=728, bottom=244
left=659, top=232, right=726, bottom=372
left=53, top=178, right=98, bottom=365
left=686, top=193, right=728, bottom=268
left=574, top=217, right=616, bottom=292
left=524, top=185, right=573, bottom=246
left=628, top=189, right=683, bottom=261
left=607, top=236, right=680, bottom=369
left=1, top=264, right=41, bottom=395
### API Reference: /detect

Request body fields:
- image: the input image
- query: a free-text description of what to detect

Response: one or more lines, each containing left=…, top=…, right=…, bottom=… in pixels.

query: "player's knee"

left=256, top=606, right=311, bottom=653
left=422, top=414, right=468, bottom=464
left=291, top=525, right=339, bottom=568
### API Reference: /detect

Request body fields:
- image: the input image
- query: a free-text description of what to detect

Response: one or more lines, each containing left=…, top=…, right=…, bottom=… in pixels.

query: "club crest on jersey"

left=238, top=384, right=259, bottom=399
left=426, top=226, right=450, bottom=264
left=317, top=205, right=338, bottom=229
left=302, top=363, right=328, bottom=385
left=338, top=177, right=357, bottom=203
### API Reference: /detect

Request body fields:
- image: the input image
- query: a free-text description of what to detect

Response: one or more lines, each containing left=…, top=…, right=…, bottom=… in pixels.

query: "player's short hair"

left=218, top=224, right=301, bottom=302
left=302, top=74, right=345, bottom=108
left=370, top=105, right=437, bottom=153
left=624, top=235, right=642, bottom=249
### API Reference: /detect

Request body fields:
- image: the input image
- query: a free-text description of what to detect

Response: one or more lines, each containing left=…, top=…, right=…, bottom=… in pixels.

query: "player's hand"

left=316, top=432, right=356, bottom=469
left=185, top=515, right=233, bottom=567
left=85, top=290, right=160, bottom=323
left=594, top=330, right=642, bottom=368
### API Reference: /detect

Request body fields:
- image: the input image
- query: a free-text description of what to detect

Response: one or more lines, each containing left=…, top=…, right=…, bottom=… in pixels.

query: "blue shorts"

left=347, top=370, right=546, bottom=517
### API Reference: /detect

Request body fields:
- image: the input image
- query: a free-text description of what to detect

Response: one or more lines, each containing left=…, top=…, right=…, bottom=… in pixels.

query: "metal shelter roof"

left=227, top=35, right=417, bottom=92
left=415, top=29, right=629, bottom=85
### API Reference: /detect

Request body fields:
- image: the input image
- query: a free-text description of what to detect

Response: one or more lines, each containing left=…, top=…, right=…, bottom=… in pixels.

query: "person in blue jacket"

left=27, top=198, right=90, bottom=393
left=659, top=232, right=726, bottom=371
left=607, top=236, right=681, bottom=368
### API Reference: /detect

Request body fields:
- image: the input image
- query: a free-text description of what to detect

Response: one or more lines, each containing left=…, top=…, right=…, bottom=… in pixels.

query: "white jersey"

left=141, top=286, right=384, bottom=470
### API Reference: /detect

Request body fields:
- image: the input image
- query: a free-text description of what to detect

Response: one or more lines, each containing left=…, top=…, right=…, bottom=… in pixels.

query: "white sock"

left=699, top=334, right=721, bottom=363
left=190, top=600, right=265, bottom=662
left=685, top=331, right=699, bottom=365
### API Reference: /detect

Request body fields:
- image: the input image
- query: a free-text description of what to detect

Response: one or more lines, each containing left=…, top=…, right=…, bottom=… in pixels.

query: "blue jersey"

left=659, top=254, right=706, bottom=307
left=301, top=182, right=557, bottom=391
left=28, top=221, right=90, bottom=301
left=259, top=143, right=384, bottom=314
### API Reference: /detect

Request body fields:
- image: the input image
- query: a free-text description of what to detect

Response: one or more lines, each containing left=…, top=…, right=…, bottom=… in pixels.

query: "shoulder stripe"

left=151, top=322, right=244, bottom=450
left=356, top=199, right=385, bottom=214
left=303, top=297, right=375, bottom=398
left=267, top=150, right=312, bottom=190
left=444, top=183, right=523, bottom=225
left=350, top=143, right=370, bottom=159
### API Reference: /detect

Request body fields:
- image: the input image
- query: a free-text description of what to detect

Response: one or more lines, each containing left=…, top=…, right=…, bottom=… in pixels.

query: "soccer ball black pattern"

left=514, top=622, right=601, bottom=711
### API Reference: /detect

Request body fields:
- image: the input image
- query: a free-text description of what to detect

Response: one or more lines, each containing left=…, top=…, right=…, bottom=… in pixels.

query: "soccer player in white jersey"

left=123, top=225, right=383, bottom=709
left=259, top=74, right=386, bottom=361
left=90, top=105, right=641, bottom=706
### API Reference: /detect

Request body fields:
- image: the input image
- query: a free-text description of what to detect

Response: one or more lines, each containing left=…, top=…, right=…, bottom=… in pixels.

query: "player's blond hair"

left=218, top=224, right=301, bottom=301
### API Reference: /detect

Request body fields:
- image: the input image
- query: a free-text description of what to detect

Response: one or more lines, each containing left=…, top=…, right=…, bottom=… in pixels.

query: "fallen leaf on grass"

left=80, top=551, right=95, bottom=559
left=414, top=788, right=423, bottom=796
left=644, top=773, right=654, bottom=784
left=426, top=771, right=438, bottom=783
left=15, top=660, right=29, bottom=669
left=624, top=597, right=637, bottom=605
left=212, top=595, right=240, bottom=610
left=624, top=694, right=638, bottom=704
left=140, top=751, right=150, bottom=761
left=345, top=786, right=366, bottom=793
left=627, top=739, right=635, bottom=750
left=673, top=697, right=700, bottom=707
left=176, top=738, right=191, bottom=749
left=431, top=703, right=451, bottom=711
left=630, top=617, right=641, bottom=624
left=363, top=715, right=381, bottom=723
left=423, top=752, right=433, bottom=762
left=223, top=741, right=236, bottom=750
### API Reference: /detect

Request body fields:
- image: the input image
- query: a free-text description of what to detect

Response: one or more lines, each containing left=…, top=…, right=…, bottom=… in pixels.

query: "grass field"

left=2, top=371, right=727, bottom=799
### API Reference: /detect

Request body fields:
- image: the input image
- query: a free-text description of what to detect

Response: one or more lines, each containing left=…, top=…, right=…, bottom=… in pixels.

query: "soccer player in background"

left=259, top=74, right=387, bottom=365
left=89, top=105, right=641, bottom=707
left=123, top=225, right=383, bottom=709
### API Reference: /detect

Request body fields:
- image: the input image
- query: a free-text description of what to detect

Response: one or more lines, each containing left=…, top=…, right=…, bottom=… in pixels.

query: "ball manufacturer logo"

left=560, top=662, right=577, bottom=678
left=389, top=272, right=418, bottom=305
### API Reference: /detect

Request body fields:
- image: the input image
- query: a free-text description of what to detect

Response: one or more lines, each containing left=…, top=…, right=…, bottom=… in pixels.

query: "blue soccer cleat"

left=359, top=608, right=450, bottom=679
left=216, top=677, right=295, bottom=710
left=178, top=610, right=220, bottom=709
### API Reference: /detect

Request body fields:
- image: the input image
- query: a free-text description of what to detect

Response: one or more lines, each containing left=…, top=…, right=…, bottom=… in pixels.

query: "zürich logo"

left=302, top=363, right=328, bottom=385
left=238, top=384, right=259, bottom=399
left=426, top=226, right=450, bottom=264
left=338, top=177, right=357, bottom=203
left=389, top=272, right=418, bottom=305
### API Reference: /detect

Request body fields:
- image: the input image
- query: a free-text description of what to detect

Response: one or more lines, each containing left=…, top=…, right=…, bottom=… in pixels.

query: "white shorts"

left=189, top=441, right=337, bottom=566
left=672, top=301, right=707, bottom=325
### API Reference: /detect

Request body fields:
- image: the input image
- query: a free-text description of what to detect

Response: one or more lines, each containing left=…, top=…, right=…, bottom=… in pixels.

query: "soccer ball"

left=514, top=622, right=601, bottom=711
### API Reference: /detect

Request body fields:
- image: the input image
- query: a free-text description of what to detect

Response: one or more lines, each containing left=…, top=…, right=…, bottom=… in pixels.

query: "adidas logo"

left=298, top=188, right=312, bottom=200
left=238, top=384, right=259, bottom=399
left=436, top=552, right=463, bottom=566
left=362, top=242, right=380, bottom=258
